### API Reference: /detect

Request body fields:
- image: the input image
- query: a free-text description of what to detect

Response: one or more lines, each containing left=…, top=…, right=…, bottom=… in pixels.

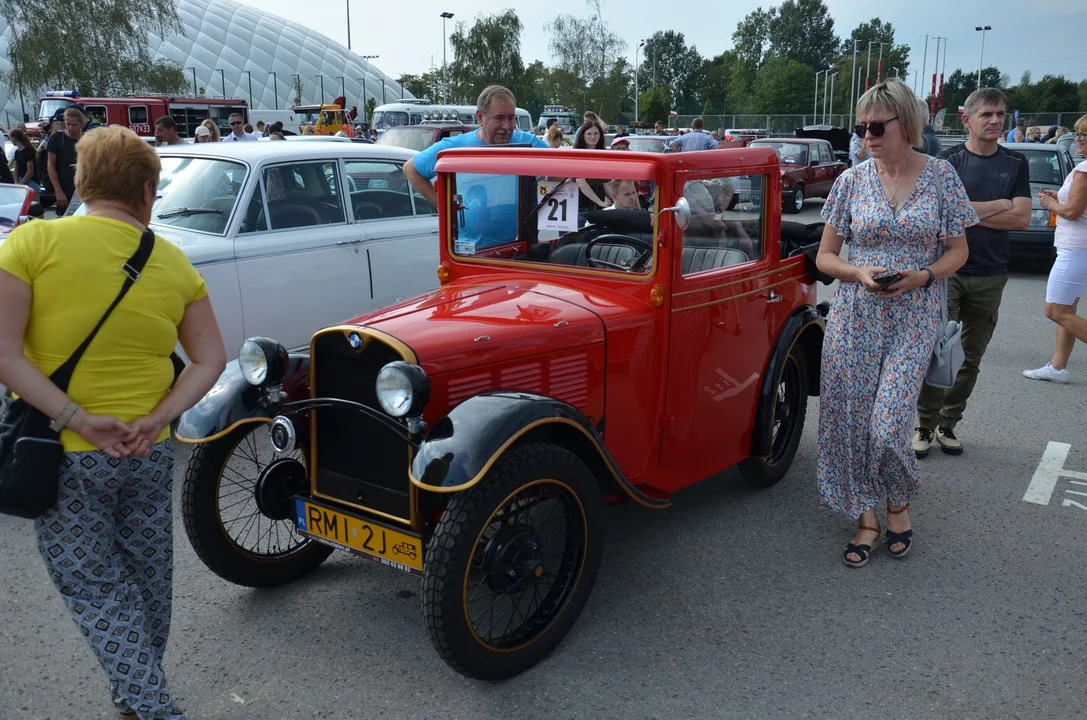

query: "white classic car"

left=77, top=142, right=441, bottom=354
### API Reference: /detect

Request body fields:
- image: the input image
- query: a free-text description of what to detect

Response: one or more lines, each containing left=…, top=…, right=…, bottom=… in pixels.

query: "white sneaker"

left=1023, top=363, right=1070, bottom=383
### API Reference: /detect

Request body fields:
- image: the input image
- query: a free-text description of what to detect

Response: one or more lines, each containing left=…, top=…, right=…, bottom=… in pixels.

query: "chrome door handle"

left=336, top=238, right=363, bottom=245
left=767, top=290, right=784, bottom=303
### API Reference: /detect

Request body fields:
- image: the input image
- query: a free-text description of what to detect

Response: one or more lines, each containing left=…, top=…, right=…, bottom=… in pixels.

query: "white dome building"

left=0, top=0, right=411, bottom=126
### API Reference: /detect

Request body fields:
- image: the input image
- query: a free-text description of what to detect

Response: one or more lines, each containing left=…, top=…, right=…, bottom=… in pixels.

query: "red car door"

left=659, top=169, right=778, bottom=473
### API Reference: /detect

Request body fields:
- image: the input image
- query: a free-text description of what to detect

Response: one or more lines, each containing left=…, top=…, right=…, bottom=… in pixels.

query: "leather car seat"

left=681, top=246, right=748, bottom=274
left=269, top=202, right=323, bottom=229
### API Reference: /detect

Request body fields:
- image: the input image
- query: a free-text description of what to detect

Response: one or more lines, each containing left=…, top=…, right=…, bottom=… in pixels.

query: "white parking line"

left=1024, top=441, right=1071, bottom=505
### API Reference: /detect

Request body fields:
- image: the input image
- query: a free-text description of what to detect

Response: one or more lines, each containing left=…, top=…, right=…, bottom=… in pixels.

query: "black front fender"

left=410, top=392, right=669, bottom=509
left=174, top=355, right=309, bottom=443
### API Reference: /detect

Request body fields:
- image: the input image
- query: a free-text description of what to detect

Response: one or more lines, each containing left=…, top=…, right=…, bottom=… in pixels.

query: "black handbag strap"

left=49, top=227, right=156, bottom=392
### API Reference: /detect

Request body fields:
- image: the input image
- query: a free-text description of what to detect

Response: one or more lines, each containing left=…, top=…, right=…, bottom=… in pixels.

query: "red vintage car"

left=175, top=145, right=827, bottom=680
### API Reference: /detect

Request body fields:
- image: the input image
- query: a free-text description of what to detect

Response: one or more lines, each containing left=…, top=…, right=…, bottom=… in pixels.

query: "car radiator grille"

left=310, top=331, right=411, bottom=522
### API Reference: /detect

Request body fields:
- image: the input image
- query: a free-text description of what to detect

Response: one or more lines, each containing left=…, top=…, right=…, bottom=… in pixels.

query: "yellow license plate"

left=296, top=499, right=423, bottom=575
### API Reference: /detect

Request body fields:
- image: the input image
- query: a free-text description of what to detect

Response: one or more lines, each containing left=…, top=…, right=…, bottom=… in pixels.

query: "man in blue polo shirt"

left=403, top=84, right=548, bottom=252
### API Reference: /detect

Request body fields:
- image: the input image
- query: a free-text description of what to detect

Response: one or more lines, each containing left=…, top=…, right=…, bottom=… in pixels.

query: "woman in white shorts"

left=1024, top=115, right=1087, bottom=383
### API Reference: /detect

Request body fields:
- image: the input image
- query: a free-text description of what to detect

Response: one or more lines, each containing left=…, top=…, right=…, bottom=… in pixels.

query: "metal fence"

left=668, top=111, right=1086, bottom=135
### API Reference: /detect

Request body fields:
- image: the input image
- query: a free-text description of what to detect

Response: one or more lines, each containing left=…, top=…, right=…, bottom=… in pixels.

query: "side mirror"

left=660, top=197, right=690, bottom=230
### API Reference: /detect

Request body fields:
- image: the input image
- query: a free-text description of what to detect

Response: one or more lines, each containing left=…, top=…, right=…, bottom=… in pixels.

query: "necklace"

left=877, top=153, right=914, bottom=212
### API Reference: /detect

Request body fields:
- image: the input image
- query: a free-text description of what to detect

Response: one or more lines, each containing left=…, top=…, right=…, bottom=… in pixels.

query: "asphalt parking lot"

left=1, top=204, right=1085, bottom=719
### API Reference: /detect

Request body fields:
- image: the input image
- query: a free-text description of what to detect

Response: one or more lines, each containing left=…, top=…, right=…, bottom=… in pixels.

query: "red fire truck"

left=30, top=91, right=249, bottom=141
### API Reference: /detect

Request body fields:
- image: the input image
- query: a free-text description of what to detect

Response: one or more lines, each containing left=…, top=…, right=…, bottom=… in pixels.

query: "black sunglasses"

left=230, top=121, right=243, bottom=126
left=857, top=116, right=898, bottom=138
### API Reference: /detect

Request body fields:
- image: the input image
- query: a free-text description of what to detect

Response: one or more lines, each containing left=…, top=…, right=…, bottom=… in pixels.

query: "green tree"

left=1079, top=81, right=1087, bottom=113
left=1031, top=75, right=1081, bottom=112
left=637, top=31, right=704, bottom=112
left=547, top=0, right=626, bottom=111
left=293, top=75, right=304, bottom=105
left=752, top=56, right=814, bottom=114
left=698, top=51, right=739, bottom=111
left=1, top=0, right=186, bottom=97
left=447, top=9, right=526, bottom=105
left=731, top=8, right=774, bottom=70
left=838, top=17, right=910, bottom=80
left=638, top=85, right=671, bottom=125
left=364, top=97, right=377, bottom=124
left=768, top=0, right=838, bottom=71
left=931, top=67, right=1005, bottom=113
left=397, top=74, right=428, bottom=98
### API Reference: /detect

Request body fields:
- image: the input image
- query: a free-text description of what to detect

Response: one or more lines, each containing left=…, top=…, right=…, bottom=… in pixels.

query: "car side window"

left=239, top=183, right=268, bottom=234
left=819, top=144, right=834, bottom=163
left=343, top=160, right=415, bottom=220
left=260, top=161, right=346, bottom=230
left=680, top=175, right=764, bottom=276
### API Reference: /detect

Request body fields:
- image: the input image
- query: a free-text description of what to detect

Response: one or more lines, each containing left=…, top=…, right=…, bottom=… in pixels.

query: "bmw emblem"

left=347, top=332, right=363, bottom=349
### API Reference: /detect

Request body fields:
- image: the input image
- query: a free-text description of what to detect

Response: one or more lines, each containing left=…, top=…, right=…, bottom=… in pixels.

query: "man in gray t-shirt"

left=849, top=126, right=867, bottom=166
left=914, top=88, right=1030, bottom=458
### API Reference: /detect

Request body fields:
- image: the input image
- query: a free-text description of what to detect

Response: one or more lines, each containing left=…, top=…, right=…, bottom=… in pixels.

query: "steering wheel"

left=584, top=233, right=655, bottom=272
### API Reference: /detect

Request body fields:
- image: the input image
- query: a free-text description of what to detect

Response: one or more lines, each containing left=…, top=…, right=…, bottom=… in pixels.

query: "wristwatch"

left=49, top=400, right=80, bottom=432
left=922, top=267, right=936, bottom=288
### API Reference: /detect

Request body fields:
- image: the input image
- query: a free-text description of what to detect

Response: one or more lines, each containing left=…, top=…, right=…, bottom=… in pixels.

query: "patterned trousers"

left=34, top=442, right=185, bottom=719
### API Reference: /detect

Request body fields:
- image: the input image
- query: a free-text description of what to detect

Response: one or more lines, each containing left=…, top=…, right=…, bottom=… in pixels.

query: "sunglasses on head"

left=857, top=116, right=898, bottom=138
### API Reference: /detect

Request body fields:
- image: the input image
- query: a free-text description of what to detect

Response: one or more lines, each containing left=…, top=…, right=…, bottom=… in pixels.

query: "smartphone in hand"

left=873, top=271, right=901, bottom=288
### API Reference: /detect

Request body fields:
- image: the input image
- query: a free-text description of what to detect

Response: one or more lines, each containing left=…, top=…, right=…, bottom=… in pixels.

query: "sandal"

left=886, top=502, right=913, bottom=558
left=843, top=518, right=881, bottom=568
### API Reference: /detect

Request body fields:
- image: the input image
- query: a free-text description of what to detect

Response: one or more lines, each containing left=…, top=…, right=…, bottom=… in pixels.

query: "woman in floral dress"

left=815, top=80, right=977, bottom=567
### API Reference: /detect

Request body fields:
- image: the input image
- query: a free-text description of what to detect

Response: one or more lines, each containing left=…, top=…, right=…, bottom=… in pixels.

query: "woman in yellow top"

left=0, top=126, right=226, bottom=720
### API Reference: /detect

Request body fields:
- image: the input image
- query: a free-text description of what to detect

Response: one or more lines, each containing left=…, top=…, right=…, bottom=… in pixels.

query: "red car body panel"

left=331, top=146, right=818, bottom=500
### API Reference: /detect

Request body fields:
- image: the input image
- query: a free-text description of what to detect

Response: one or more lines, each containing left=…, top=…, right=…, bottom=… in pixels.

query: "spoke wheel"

left=182, top=422, right=332, bottom=587
left=423, top=443, right=603, bottom=680
left=739, top=346, right=809, bottom=488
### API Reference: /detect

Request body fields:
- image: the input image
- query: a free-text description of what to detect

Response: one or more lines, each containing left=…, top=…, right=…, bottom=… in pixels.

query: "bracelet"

left=49, top=400, right=80, bottom=432
left=923, top=267, right=936, bottom=288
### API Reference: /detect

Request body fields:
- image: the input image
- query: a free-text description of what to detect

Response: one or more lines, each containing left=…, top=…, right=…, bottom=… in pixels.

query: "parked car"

left=746, top=138, right=847, bottom=213
left=0, top=183, right=40, bottom=241
left=1001, top=141, right=1076, bottom=261
left=71, top=142, right=440, bottom=354
left=376, top=121, right=475, bottom=152
left=174, top=145, right=828, bottom=681
left=1055, top=132, right=1084, bottom=163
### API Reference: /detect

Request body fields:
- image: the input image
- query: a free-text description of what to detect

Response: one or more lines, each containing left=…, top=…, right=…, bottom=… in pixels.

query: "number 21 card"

left=537, top=181, right=579, bottom=232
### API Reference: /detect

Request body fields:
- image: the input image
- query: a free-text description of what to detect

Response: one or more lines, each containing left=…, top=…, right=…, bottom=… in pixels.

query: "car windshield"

left=448, top=167, right=664, bottom=276
left=38, top=98, right=73, bottom=122
left=626, top=138, right=669, bottom=153
left=1024, top=150, right=1064, bottom=185
left=750, top=142, right=808, bottom=165
left=372, top=111, right=408, bottom=131
left=150, top=157, right=249, bottom=234
left=378, top=126, right=462, bottom=151
left=0, top=185, right=29, bottom=232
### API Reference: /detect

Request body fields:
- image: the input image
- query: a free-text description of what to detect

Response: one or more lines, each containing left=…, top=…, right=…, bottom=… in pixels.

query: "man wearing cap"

left=1043, top=125, right=1059, bottom=143
left=669, top=118, right=718, bottom=152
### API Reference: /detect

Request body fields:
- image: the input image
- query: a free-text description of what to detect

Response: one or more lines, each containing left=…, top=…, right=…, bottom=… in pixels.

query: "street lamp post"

left=271, top=71, right=277, bottom=109
left=218, top=68, right=226, bottom=98
left=828, top=72, right=839, bottom=124
left=814, top=69, right=823, bottom=119
left=318, top=75, right=325, bottom=103
left=346, top=0, right=352, bottom=50
left=186, top=67, right=197, bottom=96
left=243, top=70, right=253, bottom=107
left=848, top=40, right=858, bottom=127
left=357, top=54, right=378, bottom=111
left=440, top=12, right=454, bottom=104
left=823, top=66, right=832, bottom=121
left=635, top=39, right=644, bottom=122
left=975, top=25, right=992, bottom=89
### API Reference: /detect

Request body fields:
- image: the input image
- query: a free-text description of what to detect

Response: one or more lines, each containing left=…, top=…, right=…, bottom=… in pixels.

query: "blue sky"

left=240, top=0, right=1087, bottom=89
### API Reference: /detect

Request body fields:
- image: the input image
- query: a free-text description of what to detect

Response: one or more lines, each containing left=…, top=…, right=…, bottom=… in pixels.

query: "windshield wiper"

left=156, top=207, right=224, bottom=219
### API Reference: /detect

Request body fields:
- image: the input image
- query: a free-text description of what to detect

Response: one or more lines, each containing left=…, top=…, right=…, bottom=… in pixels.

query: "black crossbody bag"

left=0, top=228, right=156, bottom=519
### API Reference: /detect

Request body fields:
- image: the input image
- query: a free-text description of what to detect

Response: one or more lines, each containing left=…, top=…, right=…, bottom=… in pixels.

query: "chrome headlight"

left=375, top=361, right=430, bottom=418
left=238, top=337, right=288, bottom=386
left=1030, top=208, right=1052, bottom=227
